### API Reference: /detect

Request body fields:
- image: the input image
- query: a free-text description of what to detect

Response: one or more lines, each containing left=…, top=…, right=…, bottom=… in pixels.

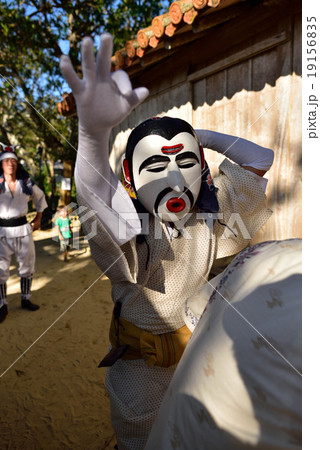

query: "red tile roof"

left=112, top=0, right=221, bottom=70
left=58, top=0, right=237, bottom=116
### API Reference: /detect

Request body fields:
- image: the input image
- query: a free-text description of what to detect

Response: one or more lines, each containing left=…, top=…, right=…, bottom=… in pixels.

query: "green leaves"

left=0, top=0, right=170, bottom=201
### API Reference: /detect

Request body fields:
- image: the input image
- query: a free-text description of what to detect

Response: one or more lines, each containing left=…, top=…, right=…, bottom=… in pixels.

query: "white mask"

left=131, top=132, right=202, bottom=222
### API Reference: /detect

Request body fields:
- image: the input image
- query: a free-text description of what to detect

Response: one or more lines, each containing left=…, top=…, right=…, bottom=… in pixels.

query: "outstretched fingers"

left=59, top=55, right=83, bottom=95
left=81, top=37, right=97, bottom=84
left=59, top=33, right=149, bottom=121
left=111, top=70, right=133, bottom=97
left=111, top=70, right=149, bottom=109
left=96, top=33, right=113, bottom=79
left=130, top=87, right=149, bottom=109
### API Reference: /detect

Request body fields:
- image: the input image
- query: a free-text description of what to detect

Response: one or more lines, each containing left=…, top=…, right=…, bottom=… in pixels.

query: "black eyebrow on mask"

left=175, top=152, right=199, bottom=163
left=139, top=155, right=170, bottom=174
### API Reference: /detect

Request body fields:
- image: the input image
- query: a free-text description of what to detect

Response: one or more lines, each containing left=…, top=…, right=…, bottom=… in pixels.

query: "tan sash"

left=107, top=313, right=192, bottom=368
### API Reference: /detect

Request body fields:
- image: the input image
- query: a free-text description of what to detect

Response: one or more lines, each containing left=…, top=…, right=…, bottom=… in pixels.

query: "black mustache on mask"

left=154, top=187, right=194, bottom=215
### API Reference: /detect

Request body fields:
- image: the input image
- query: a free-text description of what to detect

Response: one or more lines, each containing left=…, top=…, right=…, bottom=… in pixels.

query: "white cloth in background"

left=146, top=239, right=302, bottom=450
left=0, top=182, right=47, bottom=238
left=0, top=235, right=36, bottom=285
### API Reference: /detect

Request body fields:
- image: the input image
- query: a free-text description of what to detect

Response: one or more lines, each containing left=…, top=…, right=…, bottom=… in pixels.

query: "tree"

left=0, top=0, right=169, bottom=210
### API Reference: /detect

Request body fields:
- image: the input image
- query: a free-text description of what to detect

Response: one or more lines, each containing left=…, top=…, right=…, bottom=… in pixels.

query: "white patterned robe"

left=77, top=158, right=272, bottom=450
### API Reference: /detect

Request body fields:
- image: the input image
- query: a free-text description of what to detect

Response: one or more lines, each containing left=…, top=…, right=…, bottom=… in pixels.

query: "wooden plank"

left=190, top=31, right=301, bottom=241
left=206, top=70, right=227, bottom=106
left=293, top=12, right=302, bottom=76
left=226, top=59, right=251, bottom=99
left=251, top=35, right=291, bottom=91
left=131, top=14, right=290, bottom=93
left=249, top=38, right=301, bottom=241
left=193, top=78, right=207, bottom=110
left=191, top=0, right=253, bottom=34
left=188, top=29, right=289, bottom=82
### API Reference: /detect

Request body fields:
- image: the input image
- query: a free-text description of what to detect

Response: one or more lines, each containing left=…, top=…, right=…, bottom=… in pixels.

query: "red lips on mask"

left=166, top=197, right=186, bottom=213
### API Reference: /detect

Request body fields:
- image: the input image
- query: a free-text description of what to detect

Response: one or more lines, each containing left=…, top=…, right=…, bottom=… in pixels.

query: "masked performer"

left=0, top=144, right=48, bottom=323
left=60, top=33, right=274, bottom=450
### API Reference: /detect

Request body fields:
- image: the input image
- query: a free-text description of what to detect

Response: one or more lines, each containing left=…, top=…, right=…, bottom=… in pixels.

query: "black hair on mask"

left=125, top=116, right=199, bottom=188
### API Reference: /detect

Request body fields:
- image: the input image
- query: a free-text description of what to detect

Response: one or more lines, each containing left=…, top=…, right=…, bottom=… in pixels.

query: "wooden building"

left=59, top=0, right=302, bottom=242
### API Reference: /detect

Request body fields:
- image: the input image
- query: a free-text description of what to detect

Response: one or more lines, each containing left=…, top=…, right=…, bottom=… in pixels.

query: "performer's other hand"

left=31, top=218, right=41, bottom=231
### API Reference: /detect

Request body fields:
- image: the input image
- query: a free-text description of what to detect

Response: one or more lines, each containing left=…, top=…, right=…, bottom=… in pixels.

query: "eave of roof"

left=111, top=0, right=240, bottom=72
left=57, top=0, right=245, bottom=116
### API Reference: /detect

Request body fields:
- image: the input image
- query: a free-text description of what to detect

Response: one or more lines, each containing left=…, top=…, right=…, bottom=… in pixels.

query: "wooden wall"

left=110, top=1, right=302, bottom=242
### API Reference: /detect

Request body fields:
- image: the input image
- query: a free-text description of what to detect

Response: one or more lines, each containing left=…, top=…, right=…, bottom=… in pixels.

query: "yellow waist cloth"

left=109, top=314, right=192, bottom=368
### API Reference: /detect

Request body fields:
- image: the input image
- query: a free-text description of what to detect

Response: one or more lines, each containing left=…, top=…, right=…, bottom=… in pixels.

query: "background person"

left=0, top=144, right=48, bottom=323
left=54, top=205, right=72, bottom=262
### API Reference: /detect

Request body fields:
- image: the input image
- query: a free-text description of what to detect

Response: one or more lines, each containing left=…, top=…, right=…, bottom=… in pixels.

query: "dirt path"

left=0, top=229, right=117, bottom=449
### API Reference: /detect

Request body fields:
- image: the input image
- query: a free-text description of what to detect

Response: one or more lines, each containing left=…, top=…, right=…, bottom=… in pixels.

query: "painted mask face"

left=131, top=132, right=202, bottom=222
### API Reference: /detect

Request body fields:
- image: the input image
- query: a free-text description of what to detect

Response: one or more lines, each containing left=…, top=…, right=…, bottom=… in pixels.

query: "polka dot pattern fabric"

left=77, top=159, right=272, bottom=450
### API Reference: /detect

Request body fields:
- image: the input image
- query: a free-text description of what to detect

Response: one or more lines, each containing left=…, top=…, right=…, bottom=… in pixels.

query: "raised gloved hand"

left=58, top=32, right=149, bottom=208
left=59, top=32, right=149, bottom=135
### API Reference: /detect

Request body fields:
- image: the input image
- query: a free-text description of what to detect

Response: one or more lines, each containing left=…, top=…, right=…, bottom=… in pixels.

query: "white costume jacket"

left=76, top=157, right=272, bottom=450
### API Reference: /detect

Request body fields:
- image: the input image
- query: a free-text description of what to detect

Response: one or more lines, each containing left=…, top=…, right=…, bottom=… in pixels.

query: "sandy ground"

left=0, top=227, right=117, bottom=449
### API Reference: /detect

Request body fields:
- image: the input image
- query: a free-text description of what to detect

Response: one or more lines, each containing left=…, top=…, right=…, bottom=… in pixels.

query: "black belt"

left=0, top=216, right=28, bottom=227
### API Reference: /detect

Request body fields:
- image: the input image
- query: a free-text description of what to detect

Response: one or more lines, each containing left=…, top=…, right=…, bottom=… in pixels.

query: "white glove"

left=59, top=32, right=149, bottom=207
left=60, top=32, right=149, bottom=135
left=196, top=129, right=274, bottom=172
